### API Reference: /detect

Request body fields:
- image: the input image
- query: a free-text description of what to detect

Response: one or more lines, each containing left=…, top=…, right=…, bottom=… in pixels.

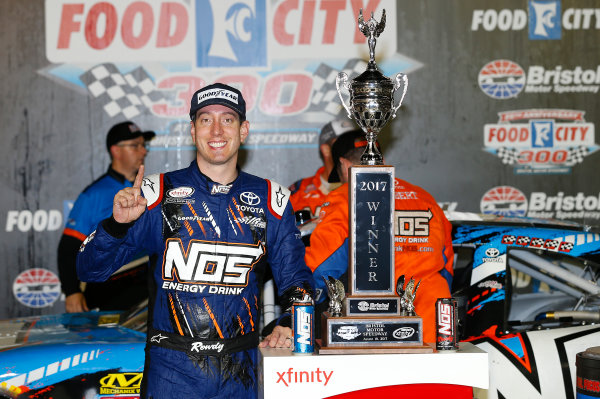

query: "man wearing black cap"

left=288, top=119, right=356, bottom=218
left=305, top=129, right=454, bottom=344
left=58, top=121, right=155, bottom=313
left=77, top=83, right=314, bottom=399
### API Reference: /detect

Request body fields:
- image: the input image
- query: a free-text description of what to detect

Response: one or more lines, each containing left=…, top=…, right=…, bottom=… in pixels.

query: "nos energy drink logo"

left=195, top=0, right=267, bottom=68
left=529, top=0, right=561, bottom=40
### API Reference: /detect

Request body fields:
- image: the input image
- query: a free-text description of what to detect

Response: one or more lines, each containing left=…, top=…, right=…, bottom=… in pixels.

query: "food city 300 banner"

left=1, top=0, right=599, bottom=318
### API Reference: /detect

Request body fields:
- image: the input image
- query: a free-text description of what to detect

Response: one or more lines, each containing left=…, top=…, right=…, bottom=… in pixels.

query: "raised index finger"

left=133, top=164, right=145, bottom=188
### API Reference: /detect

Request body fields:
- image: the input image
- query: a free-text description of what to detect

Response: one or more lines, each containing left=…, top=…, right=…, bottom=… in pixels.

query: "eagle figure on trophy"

left=323, top=276, right=345, bottom=317
left=396, top=275, right=421, bottom=316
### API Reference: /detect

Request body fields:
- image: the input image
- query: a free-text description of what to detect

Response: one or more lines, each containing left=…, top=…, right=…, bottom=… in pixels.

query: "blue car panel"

left=0, top=312, right=145, bottom=398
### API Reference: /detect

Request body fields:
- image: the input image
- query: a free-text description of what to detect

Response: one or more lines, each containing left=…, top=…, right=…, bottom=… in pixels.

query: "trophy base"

left=320, top=312, right=425, bottom=354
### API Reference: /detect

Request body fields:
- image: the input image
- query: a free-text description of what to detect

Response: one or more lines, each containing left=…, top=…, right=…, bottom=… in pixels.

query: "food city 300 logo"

left=482, top=109, right=598, bottom=174
left=42, top=0, right=415, bottom=146
left=40, top=0, right=416, bottom=150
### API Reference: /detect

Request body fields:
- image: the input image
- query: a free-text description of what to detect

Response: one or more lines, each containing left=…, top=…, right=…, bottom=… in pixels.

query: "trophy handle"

left=391, top=73, right=408, bottom=118
left=336, top=72, right=353, bottom=119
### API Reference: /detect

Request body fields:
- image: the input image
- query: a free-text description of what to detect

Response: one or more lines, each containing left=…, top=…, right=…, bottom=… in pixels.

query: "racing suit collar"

left=190, top=160, right=241, bottom=195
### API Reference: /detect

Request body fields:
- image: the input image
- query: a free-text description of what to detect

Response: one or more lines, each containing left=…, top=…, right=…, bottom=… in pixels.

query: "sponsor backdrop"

left=1, top=0, right=598, bottom=317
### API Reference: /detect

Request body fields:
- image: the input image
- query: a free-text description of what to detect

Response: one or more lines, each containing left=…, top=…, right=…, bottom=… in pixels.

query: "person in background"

left=77, top=83, right=314, bottom=399
left=305, top=129, right=454, bottom=343
left=289, top=119, right=356, bottom=218
left=57, top=121, right=154, bottom=313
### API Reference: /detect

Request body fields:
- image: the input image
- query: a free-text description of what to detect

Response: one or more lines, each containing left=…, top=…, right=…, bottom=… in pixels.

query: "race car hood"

left=0, top=311, right=142, bottom=350
left=0, top=312, right=145, bottom=397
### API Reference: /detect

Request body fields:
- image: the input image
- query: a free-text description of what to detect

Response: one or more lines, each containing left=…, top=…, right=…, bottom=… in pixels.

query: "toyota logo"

left=485, top=247, right=500, bottom=258
left=240, top=192, right=260, bottom=206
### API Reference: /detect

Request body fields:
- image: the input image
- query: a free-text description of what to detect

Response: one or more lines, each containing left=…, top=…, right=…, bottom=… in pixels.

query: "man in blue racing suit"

left=77, top=83, right=314, bottom=398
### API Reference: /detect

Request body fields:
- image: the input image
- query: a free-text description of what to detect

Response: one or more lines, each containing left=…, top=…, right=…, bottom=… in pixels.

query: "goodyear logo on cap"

left=197, top=89, right=239, bottom=105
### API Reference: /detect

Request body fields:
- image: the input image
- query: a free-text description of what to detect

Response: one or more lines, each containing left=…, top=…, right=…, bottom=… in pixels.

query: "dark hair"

left=342, top=146, right=365, bottom=164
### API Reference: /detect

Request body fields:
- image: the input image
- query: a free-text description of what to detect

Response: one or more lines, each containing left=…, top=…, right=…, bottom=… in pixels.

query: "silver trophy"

left=336, top=9, right=408, bottom=165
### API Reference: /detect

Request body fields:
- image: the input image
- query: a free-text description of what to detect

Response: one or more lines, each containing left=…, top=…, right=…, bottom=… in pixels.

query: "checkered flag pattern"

left=559, top=242, right=574, bottom=252
left=501, top=235, right=516, bottom=244
left=517, top=236, right=530, bottom=246
left=309, top=58, right=367, bottom=115
left=80, top=63, right=166, bottom=119
left=496, top=147, right=519, bottom=164
left=530, top=238, right=544, bottom=247
left=544, top=239, right=559, bottom=250
left=566, top=146, right=589, bottom=164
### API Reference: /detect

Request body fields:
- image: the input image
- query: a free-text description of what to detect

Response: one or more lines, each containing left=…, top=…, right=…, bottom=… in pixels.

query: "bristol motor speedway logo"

left=478, top=60, right=525, bottom=99
left=13, top=268, right=61, bottom=308
left=481, top=185, right=600, bottom=222
left=471, top=0, right=599, bottom=40
left=42, top=0, right=421, bottom=149
left=481, top=186, right=528, bottom=217
left=479, top=60, right=600, bottom=99
left=483, top=109, right=599, bottom=174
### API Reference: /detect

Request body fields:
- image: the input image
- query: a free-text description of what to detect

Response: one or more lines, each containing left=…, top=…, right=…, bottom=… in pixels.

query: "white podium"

left=259, top=342, right=488, bottom=399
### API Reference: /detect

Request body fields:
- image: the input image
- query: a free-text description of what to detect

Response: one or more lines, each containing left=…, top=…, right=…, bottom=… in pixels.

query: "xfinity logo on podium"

left=275, top=367, right=334, bottom=387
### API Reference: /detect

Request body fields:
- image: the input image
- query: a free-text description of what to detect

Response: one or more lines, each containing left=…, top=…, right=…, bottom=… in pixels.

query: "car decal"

left=468, top=327, right=541, bottom=393
left=468, top=325, right=600, bottom=399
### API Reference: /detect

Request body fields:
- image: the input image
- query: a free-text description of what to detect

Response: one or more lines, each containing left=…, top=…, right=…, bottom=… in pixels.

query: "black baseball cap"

left=106, top=121, right=155, bottom=151
left=189, top=83, right=246, bottom=121
left=319, top=119, right=356, bottom=147
left=328, top=129, right=372, bottom=183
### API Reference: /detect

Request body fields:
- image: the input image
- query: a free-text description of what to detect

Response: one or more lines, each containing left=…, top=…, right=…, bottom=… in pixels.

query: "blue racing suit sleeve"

left=311, top=239, right=349, bottom=304
left=76, top=213, right=150, bottom=283
left=267, top=200, right=315, bottom=310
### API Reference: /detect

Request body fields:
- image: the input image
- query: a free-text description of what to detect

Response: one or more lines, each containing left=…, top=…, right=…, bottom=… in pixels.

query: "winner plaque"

left=319, top=9, right=431, bottom=354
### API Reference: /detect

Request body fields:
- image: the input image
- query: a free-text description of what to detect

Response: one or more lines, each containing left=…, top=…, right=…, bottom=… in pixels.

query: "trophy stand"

left=318, top=9, right=433, bottom=354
